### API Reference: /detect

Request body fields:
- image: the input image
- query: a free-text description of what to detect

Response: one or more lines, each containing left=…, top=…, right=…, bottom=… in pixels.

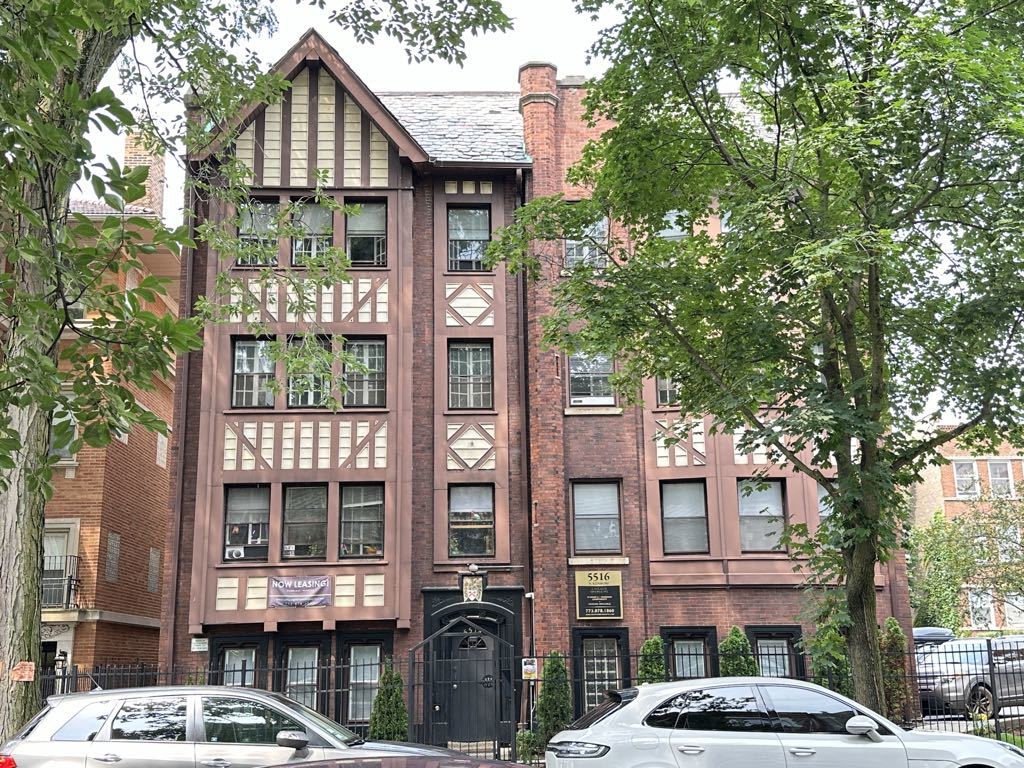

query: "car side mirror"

left=276, top=730, right=309, bottom=751
left=846, top=715, right=883, bottom=743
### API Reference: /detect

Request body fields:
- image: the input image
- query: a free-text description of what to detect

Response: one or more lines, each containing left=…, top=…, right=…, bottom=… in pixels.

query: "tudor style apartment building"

left=163, top=30, right=911, bottom=729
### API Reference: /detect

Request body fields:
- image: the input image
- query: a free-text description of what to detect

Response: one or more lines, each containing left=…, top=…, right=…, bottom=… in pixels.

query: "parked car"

left=917, top=636, right=1024, bottom=718
left=0, top=686, right=472, bottom=768
left=544, top=677, right=1024, bottom=767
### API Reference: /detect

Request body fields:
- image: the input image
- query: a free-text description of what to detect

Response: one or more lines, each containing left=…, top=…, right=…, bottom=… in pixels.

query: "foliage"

left=637, top=636, right=667, bottom=684
left=880, top=618, right=910, bottom=723
left=804, top=614, right=854, bottom=699
left=536, top=652, right=572, bottom=744
left=368, top=661, right=408, bottom=741
left=718, top=626, right=758, bottom=677
left=490, top=0, right=1024, bottom=709
left=516, top=727, right=544, bottom=762
left=908, top=512, right=974, bottom=633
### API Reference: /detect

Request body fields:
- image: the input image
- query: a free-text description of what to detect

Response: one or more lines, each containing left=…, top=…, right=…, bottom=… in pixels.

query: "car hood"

left=352, top=740, right=474, bottom=757
left=900, top=728, right=1024, bottom=764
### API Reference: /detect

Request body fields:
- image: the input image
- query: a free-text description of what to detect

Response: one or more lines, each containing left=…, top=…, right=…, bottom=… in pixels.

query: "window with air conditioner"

left=568, top=354, right=614, bottom=406
left=224, top=486, right=270, bottom=561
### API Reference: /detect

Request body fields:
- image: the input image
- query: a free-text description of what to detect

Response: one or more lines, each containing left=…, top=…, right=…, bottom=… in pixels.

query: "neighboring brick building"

left=43, top=135, right=178, bottom=672
left=162, top=29, right=911, bottom=738
left=912, top=435, right=1024, bottom=632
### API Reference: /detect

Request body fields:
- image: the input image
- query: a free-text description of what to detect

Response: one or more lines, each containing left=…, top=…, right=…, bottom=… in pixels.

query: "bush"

left=880, top=617, right=910, bottom=723
left=536, top=652, right=572, bottom=744
left=805, top=622, right=854, bottom=698
left=718, top=626, right=758, bottom=676
left=516, top=727, right=544, bottom=762
left=368, top=661, right=408, bottom=740
left=638, top=636, right=667, bottom=684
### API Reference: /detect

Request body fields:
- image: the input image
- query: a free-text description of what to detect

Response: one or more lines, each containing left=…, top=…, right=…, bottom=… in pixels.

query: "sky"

left=79, top=0, right=615, bottom=226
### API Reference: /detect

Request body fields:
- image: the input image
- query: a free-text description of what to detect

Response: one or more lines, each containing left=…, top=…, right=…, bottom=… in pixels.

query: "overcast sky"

left=79, top=1, right=614, bottom=226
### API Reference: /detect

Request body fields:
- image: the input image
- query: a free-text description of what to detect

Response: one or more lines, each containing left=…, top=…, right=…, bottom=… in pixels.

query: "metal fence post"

left=985, top=638, right=1002, bottom=739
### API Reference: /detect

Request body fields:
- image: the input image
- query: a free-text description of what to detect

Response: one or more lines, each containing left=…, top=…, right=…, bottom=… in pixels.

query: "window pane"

left=1005, top=594, right=1024, bottom=628
left=232, top=340, right=275, bottom=408
left=347, top=203, right=387, bottom=266
left=817, top=482, right=833, bottom=520
left=738, top=480, right=785, bottom=551
left=582, top=637, right=621, bottom=712
left=448, top=208, right=490, bottom=271
left=678, top=686, right=772, bottom=732
left=348, top=645, right=382, bottom=722
left=287, top=336, right=330, bottom=408
left=343, top=340, right=386, bottom=408
left=662, top=482, right=708, bottom=553
left=646, top=695, right=686, bottom=729
left=222, top=648, right=257, bottom=687
left=448, top=343, right=493, bottom=409
left=283, top=486, right=328, bottom=559
left=673, top=640, right=707, bottom=679
left=573, top=483, right=620, bottom=553
left=659, top=210, right=690, bottom=241
left=954, top=462, right=979, bottom=496
left=237, top=202, right=278, bottom=267
left=225, top=486, right=269, bottom=560
left=765, top=686, right=857, bottom=734
left=656, top=377, right=679, bottom=406
left=341, top=485, right=384, bottom=557
left=202, top=697, right=302, bottom=744
left=756, top=638, right=792, bottom=677
left=53, top=701, right=115, bottom=741
left=285, top=647, right=319, bottom=709
left=449, top=485, right=495, bottom=557
left=569, top=354, right=614, bottom=402
left=566, top=218, right=609, bottom=268
left=347, top=203, right=386, bottom=234
left=990, top=461, right=1013, bottom=497
left=110, top=698, right=187, bottom=741
left=969, top=588, right=993, bottom=628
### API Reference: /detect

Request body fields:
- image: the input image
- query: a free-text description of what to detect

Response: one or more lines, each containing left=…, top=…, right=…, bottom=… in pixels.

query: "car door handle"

left=789, top=747, right=817, bottom=757
left=201, top=760, right=232, bottom=768
left=677, top=745, right=706, bottom=755
left=94, top=756, right=122, bottom=764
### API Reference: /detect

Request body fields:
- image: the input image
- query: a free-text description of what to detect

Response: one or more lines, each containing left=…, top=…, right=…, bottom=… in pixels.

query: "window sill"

left=651, top=406, right=682, bottom=414
left=443, top=270, right=495, bottom=277
left=568, top=556, right=629, bottom=566
left=564, top=406, right=622, bottom=416
left=215, top=560, right=389, bottom=569
left=223, top=408, right=390, bottom=415
left=444, top=410, right=498, bottom=417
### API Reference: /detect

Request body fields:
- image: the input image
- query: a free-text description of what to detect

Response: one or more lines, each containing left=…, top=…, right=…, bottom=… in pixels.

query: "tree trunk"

left=846, top=536, right=886, bottom=712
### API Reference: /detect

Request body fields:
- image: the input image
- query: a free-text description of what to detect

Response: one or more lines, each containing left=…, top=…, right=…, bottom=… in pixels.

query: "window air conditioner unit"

left=225, top=546, right=247, bottom=560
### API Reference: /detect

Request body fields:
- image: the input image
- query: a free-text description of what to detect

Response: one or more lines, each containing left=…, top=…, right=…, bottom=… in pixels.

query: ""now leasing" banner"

left=268, top=575, right=332, bottom=608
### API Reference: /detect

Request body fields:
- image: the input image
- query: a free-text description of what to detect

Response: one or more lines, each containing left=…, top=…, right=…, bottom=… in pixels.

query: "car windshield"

left=269, top=694, right=361, bottom=745
left=919, top=645, right=988, bottom=667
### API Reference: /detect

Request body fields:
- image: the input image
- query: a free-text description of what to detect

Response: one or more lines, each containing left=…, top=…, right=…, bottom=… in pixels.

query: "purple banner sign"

left=268, top=575, right=332, bottom=608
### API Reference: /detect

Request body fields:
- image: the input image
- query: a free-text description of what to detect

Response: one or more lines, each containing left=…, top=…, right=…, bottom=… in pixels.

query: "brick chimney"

left=518, top=62, right=559, bottom=197
left=123, top=132, right=166, bottom=217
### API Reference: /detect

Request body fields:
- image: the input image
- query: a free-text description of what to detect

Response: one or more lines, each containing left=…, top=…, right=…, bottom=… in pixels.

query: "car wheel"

left=965, top=685, right=998, bottom=720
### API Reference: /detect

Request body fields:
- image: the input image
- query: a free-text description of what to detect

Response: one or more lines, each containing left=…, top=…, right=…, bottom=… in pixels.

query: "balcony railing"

left=42, top=555, right=80, bottom=609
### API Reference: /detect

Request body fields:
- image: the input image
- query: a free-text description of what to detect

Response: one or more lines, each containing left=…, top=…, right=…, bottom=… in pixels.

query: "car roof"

left=47, top=685, right=285, bottom=705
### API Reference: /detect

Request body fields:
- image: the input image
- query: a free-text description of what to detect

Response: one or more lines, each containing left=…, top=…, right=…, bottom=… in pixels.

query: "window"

left=448, top=485, right=495, bottom=557
left=738, top=479, right=786, bottom=552
left=662, top=629, right=716, bottom=680
left=448, top=207, right=490, bottom=271
left=568, top=354, right=614, bottom=406
left=52, top=700, right=116, bottom=741
left=147, top=548, right=161, bottom=593
left=581, top=637, right=622, bottom=713
left=989, top=460, right=1014, bottom=498
left=749, top=628, right=801, bottom=677
left=284, top=646, right=319, bottom=709
left=661, top=481, right=709, bottom=554
left=968, top=588, right=994, bottom=629
left=203, top=698, right=302, bottom=744
left=448, top=341, right=493, bottom=410
left=105, top=532, right=120, bottom=583
left=658, top=210, right=691, bottom=241
left=110, top=697, right=187, bottom=741
left=221, top=647, right=257, bottom=687
left=566, top=217, right=608, bottom=268
left=291, top=203, right=333, bottom=266
left=287, top=335, right=330, bottom=408
left=155, top=433, right=168, bottom=468
left=817, top=482, right=833, bottom=522
left=347, top=202, right=387, bottom=266
left=224, top=486, right=270, bottom=561
left=49, top=406, right=76, bottom=461
left=237, top=201, right=278, bottom=267
left=283, top=485, right=328, bottom=560
left=347, top=645, right=382, bottom=721
left=340, top=485, right=384, bottom=557
left=655, top=376, right=679, bottom=407
left=954, top=460, right=980, bottom=498
left=1004, top=595, right=1024, bottom=628
left=676, top=686, right=771, bottom=731
left=572, top=482, right=621, bottom=554
left=42, top=530, right=71, bottom=608
left=762, top=686, right=857, bottom=734
left=232, top=339, right=275, bottom=408
left=343, top=339, right=386, bottom=408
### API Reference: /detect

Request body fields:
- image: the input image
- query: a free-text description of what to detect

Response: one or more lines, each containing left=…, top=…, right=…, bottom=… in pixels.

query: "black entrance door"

left=445, top=631, right=498, bottom=742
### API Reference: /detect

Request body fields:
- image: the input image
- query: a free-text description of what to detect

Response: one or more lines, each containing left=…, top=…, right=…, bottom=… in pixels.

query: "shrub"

left=516, top=727, right=544, bottom=762
left=718, top=626, right=758, bottom=676
left=880, top=617, right=910, bottom=723
left=638, top=636, right=668, bottom=684
left=536, top=652, right=572, bottom=744
left=805, top=622, right=854, bottom=698
left=368, top=661, right=408, bottom=740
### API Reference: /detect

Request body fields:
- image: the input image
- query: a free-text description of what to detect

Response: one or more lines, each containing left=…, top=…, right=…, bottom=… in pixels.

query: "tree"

left=805, top=621, right=854, bottom=699
left=536, top=652, right=572, bottom=744
left=490, top=0, right=1024, bottom=710
left=368, top=661, right=409, bottom=741
left=718, top=626, right=758, bottom=677
left=637, top=636, right=668, bottom=684
left=909, top=512, right=975, bottom=632
left=880, top=618, right=910, bottom=723
left=0, top=0, right=510, bottom=739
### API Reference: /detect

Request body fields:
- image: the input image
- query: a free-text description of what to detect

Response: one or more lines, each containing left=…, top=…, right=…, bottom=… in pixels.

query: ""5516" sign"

left=575, top=570, right=623, bottom=620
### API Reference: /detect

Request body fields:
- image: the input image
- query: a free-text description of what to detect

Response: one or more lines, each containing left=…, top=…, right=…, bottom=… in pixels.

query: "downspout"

left=516, top=166, right=535, bottom=660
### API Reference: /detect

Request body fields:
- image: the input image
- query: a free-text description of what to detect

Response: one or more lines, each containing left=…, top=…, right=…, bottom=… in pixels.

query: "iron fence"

left=38, top=638, right=1024, bottom=763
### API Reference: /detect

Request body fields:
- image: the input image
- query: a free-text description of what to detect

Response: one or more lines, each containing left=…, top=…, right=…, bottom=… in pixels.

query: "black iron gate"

left=407, top=615, right=516, bottom=760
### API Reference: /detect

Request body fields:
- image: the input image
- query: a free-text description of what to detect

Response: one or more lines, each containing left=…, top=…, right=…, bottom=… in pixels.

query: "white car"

left=545, top=677, right=1024, bottom=768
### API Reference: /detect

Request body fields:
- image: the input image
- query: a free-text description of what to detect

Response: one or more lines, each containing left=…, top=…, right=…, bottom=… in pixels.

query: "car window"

left=763, top=685, right=857, bottom=734
left=675, top=686, right=773, bottom=732
left=53, top=700, right=116, bottom=741
left=110, top=697, right=188, bottom=742
left=202, top=697, right=304, bottom=744
left=645, top=694, right=686, bottom=729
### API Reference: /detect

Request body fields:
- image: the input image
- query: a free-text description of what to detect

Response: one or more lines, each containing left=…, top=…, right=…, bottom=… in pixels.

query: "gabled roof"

left=195, top=28, right=428, bottom=164
left=379, top=92, right=529, bottom=165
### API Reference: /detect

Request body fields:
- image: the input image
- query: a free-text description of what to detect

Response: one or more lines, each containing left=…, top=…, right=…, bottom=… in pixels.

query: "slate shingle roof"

left=70, top=199, right=156, bottom=216
left=379, top=92, right=529, bottom=165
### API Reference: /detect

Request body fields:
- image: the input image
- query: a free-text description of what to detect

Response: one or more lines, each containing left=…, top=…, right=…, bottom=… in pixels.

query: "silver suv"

left=1, top=686, right=463, bottom=768
left=917, top=636, right=1024, bottom=719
